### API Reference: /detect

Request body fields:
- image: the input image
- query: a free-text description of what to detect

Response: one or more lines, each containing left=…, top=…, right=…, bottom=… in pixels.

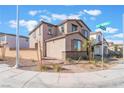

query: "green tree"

left=82, top=38, right=96, bottom=63
left=82, top=40, right=92, bottom=63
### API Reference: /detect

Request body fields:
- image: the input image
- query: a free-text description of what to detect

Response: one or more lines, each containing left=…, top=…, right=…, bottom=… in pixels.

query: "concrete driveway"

left=0, top=62, right=124, bottom=88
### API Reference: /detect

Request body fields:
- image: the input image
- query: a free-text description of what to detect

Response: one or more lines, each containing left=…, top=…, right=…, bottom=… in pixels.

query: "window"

left=48, top=30, right=52, bottom=35
left=85, top=31, right=89, bottom=38
left=48, top=25, right=52, bottom=35
left=72, top=24, right=78, bottom=32
left=60, top=25, right=64, bottom=33
left=97, top=35, right=101, bottom=42
left=72, top=39, right=82, bottom=51
left=82, top=29, right=89, bottom=38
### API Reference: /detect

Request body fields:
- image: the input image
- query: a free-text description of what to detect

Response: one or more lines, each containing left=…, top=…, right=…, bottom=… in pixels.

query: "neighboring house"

left=0, top=32, right=29, bottom=48
left=90, top=31, right=108, bottom=56
left=108, top=42, right=116, bottom=54
left=108, top=42, right=115, bottom=52
left=29, top=19, right=91, bottom=60
left=114, top=44, right=123, bottom=52
left=108, top=42, right=123, bottom=52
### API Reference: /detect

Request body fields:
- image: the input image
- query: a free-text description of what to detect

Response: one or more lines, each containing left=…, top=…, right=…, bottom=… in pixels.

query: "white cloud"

left=68, top=13, right=82, bottom=19
left=107, top=39, right=123, bottom=44
left=22, top=20, right=38, bottom=31
left=29, top=10, right=50, bottom=16
left=9, top=20, right=16, bottom=28
left=40, top=15, right=52, bottom=22
left=41, top=10, right=50, bottom=14
left=28, top=10, right=84, bottom=22
left=106, top=33, right=123, bottom=44
left=95, top=28, right=103, bottom=32
left=95, top=27, right=119, bottom=34
left=51, top=12, right=82, bottom=21
left=113, top=33, right=123, bottom=38
left=9, top=20, right=38, bottom=31
left=106, top=27, right=119, bottom=33
left=50, top=11, right=83, bottom=21
left=51, top=14, right=68, bottom=20
left=29, top=10, right=41, bottom=16
left=83, top=9, right=102, bottom=16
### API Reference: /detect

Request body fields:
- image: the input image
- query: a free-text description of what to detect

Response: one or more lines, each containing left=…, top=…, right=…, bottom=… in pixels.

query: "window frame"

left=72, top=24, right=78, bottom=32
left=60, top=24, right=64, bottom=33
left=97, top=34, right=101, bottom=42
left=48, top=25, right=53, bottom=35
left=82, top=29, right=89, bottom=38
left=72, top=39, right=82, bottom=51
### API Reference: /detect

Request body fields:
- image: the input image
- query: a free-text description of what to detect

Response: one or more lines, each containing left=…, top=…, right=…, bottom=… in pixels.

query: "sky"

left=0, top=5, right=123, bottom=44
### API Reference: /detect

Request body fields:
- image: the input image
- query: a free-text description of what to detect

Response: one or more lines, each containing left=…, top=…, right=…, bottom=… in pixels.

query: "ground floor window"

left=72, top=39, right=82, bottom=51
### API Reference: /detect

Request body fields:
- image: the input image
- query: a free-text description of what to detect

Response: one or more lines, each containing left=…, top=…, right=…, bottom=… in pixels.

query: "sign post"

left=123, top=14, right=124, bottom=60
left=96, top=22, right=111, bottom=69
left=15, top=5, right=20, bottom=68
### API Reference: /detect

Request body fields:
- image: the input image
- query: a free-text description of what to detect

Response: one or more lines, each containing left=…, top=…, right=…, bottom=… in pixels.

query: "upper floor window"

left=48, top=30, right=52, bottom=35
left=60, top=25, right=64, bottom=33
left=97, top=35, right=101, bottom=42
left=72, top=39, right=82, bottom=51
left=72, top=24, right=78, bottom=32
left=48, top=25, right=52, bottom=35
left=82, top=29, right=89, bottom=38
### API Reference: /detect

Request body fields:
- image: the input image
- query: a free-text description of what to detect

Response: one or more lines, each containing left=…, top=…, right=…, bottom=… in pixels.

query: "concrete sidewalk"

left=0, top=62, right=124, bottom=88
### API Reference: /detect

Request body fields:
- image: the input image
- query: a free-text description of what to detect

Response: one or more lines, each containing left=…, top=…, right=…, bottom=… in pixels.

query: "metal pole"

left=123, top=14, right=124, bottom=60
left=102, top=33, right=104, bottom=69
left=15, top=5, right=19, bottom=68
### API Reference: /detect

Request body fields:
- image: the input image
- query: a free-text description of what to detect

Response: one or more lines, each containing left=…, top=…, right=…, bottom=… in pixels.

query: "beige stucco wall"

left=29, top=23, right=58, bottom=57
left=0, top=48, right=38, bottom=60
left=46, top=33, right=87, bottom=60
left=46, top=38, right=66, bottom=59
left=29, top=25, right=43, bottom=48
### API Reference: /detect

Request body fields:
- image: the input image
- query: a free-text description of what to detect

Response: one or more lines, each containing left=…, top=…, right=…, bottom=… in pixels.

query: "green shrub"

left=52, top=64, right=61, bottom=72
left=38, top=64, right=48, bottom=72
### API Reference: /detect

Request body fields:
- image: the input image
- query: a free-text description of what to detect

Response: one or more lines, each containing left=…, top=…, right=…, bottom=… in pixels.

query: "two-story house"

left=29, top=19, right=91, bottom=60
left=108, top=42, right=115, bottom=52
left=90, top=31, right=108, bottom=56
left=114, top=44, right=123, bottom=52
left=0, top=32, right=29, bottom=48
